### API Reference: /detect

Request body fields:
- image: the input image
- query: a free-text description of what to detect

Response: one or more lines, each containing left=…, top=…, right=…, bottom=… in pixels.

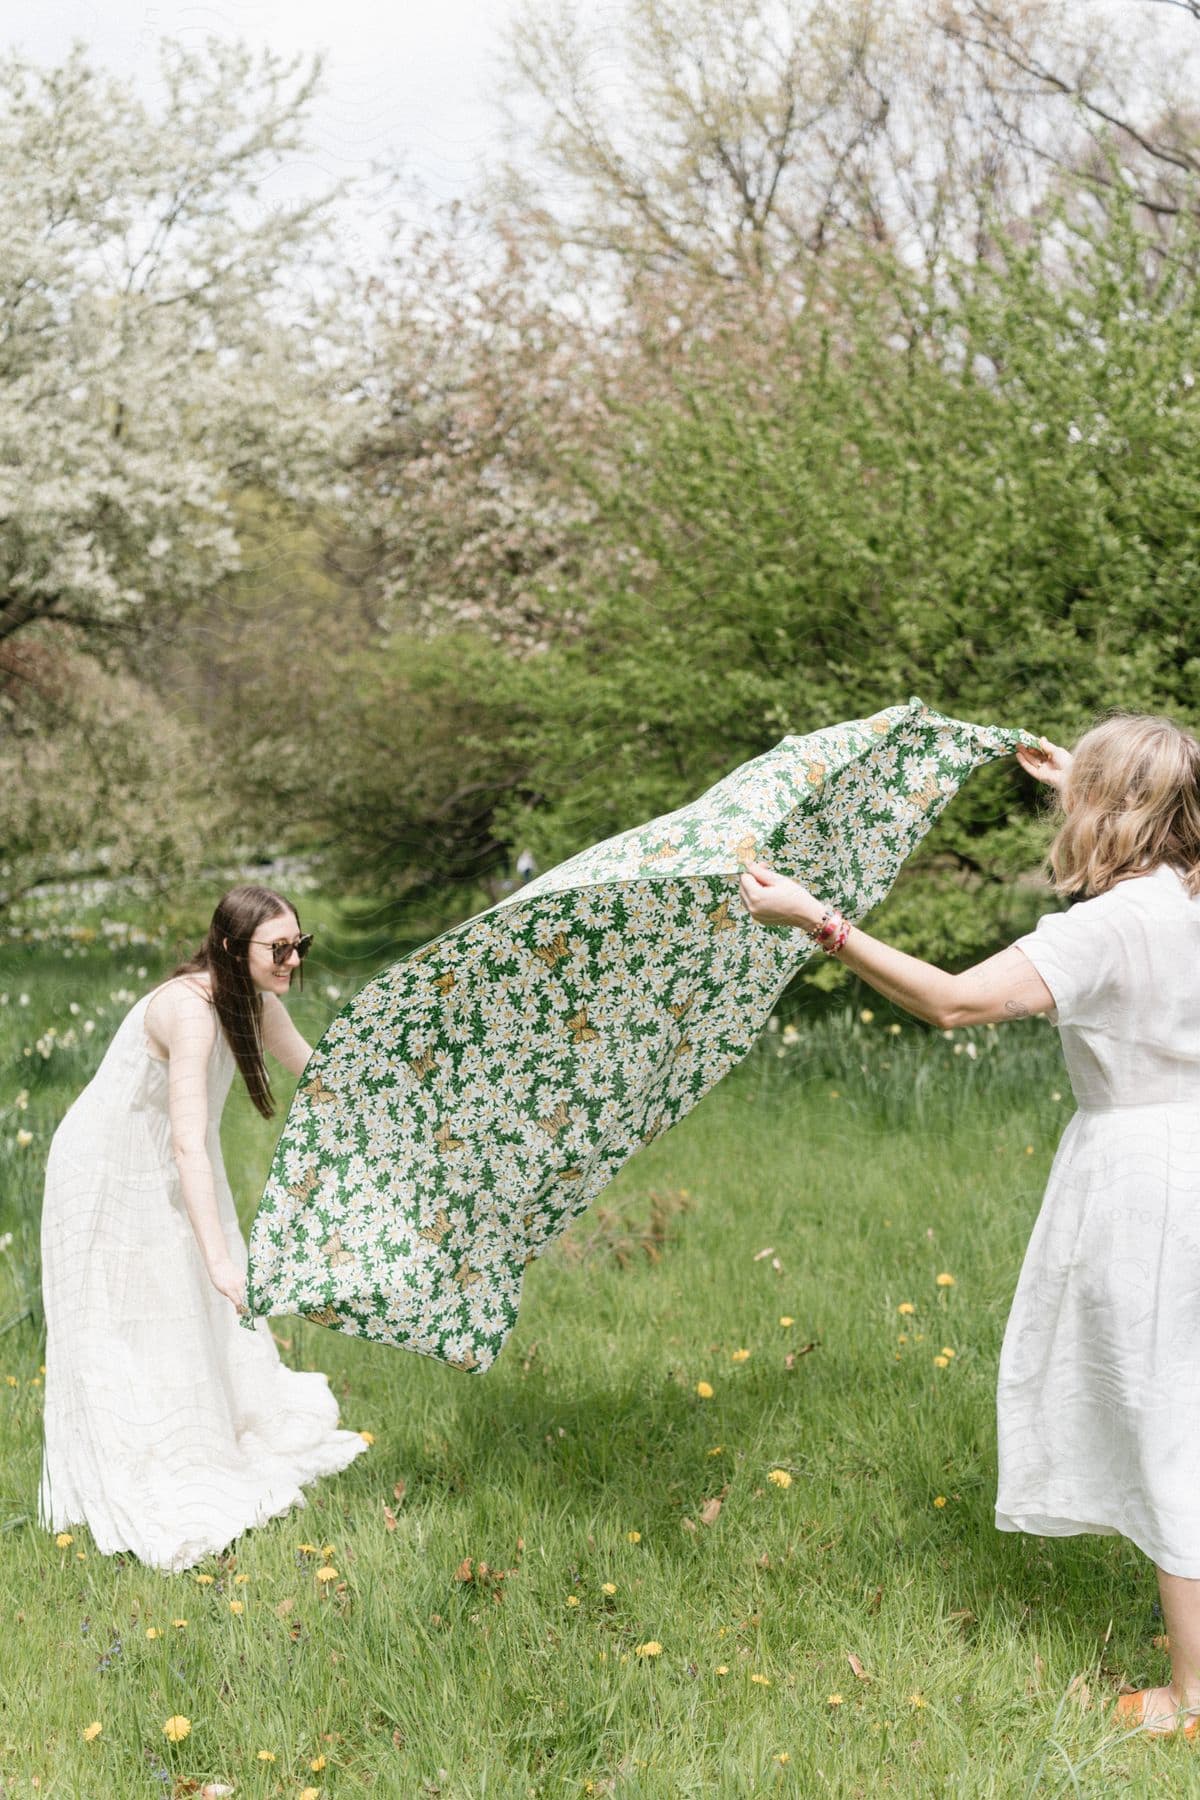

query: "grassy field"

left=0, top=895, right=1194, bottom=1798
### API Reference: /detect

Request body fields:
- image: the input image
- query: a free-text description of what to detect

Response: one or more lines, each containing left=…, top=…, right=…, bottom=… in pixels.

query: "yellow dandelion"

left=297, top=1543, right=318, bottom=1554
left=897, top=1334, right=908, bottom=1344
left=909, top=1693, right=927, bottom=1709
left=696, top=1381, right=714, bottom=1398
left=566, top=1595, right=581, bottom=1607
left=601, top=1583, right=617, bottom=1595
left=193, top=1573, right=214, bottom=1585
left=162, top=1716, right=191, bottom=1742
left=82, top=1721, right=102, bottom=1742
left=933, top=1355, right=949, bottom=1369
left=76, top=1550, right=86, bottom=1560
left=5, top=1375, right=16, bottom=1387
left=897, top=1303, right=915, bottom=1316
left=635, top=1641, right=662, bottom=1657
left=55, top=1532, right=73, bottom=1547
left=233, top=1572, right=250, bottom=1584
left=321, top=1544, right=336, bottom=1556
left=257, top=1749, right=276, bottom=1762
left=941, top=1346, right=955, bottom=1357
left=767, top=1469, right=792, bottom=1488
left=300, top=1790, right=321, bottom=1800
left=359, top=1430, right=375, bottom=1445
left=731, top=1349, right=750, bottom=1363
left=751, top=1673, right=771, bottom=1686
left=887, top=1023, right=901, bottom=1036
left=859, top=1009, right=874, bottom=1023
left=828, top=1694, right=844, bottom=1706
left=779, top=1316, right=794, bottom=1327
left=716, top=1665, right=729, bottom=1676
left=933, top=1495, right=947, bottom=1508
left=145, top=1626, right=161, bottom=1640
left=228, top=1599, right=244, bottom=1615
left=707, top=1446, right=723, bottom=1456
left=627, top=1530, right=641, bottom=1543
left=310, top=1754, right=327, bottom=1771
left=777, top=1752, right=791, bottom=1764
left=315, top=1565, right=338, bottom=1583
left=15, top=1129, right=32, bottom=1148
left=172, top=1619, right=187, bottom=1629
left=935, top=1272, right=955, bottom=1287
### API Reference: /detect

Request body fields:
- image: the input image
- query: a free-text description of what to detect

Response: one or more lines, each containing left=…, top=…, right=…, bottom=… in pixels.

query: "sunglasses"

left=230, top=933, right=315, bottom=966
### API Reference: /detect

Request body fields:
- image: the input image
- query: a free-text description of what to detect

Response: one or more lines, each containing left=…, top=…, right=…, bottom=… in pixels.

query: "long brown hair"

left=172, top=885, right=303, bottom=1119
left=1050, top=713, right=1200, bottom=899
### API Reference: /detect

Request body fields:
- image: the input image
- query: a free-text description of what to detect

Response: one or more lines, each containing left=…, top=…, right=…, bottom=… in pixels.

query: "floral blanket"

left=244, top=697, right=1033, bottom=1368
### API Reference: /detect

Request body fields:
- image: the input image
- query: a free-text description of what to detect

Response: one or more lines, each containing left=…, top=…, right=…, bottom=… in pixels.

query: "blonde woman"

left=740, top=713, right=1200, bottom=1738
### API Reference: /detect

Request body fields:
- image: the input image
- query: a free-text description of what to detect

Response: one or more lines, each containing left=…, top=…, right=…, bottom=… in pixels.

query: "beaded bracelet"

left=807, top=906, right=851, bottom=955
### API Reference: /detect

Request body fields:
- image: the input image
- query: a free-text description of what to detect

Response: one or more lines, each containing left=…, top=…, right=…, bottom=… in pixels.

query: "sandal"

left=1113, top=1687, right=1200, bottom=1739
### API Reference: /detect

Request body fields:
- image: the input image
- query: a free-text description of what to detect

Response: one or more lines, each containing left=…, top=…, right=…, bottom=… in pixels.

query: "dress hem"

left=996, top=1508, right=1200, bottom=1579
left=40, top=1433, right=369, bottom=1574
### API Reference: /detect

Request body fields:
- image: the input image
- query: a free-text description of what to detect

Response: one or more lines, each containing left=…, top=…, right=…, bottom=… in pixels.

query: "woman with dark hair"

left=741, top=714, right=1200, bottom=1739
left=38, top=885, right=368, bottom=1573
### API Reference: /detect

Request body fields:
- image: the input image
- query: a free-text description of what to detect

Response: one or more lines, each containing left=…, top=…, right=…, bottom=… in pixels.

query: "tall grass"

left=0, top=904, right=1188, bottom=1797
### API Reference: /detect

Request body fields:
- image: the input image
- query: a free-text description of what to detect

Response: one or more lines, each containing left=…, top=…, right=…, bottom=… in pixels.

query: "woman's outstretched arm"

left=738, top=863, right=1055, bottom=1029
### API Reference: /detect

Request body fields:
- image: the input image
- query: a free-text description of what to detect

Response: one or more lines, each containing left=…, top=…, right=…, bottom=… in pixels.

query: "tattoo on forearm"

left=1004, top=999, right=1032, bottom=1019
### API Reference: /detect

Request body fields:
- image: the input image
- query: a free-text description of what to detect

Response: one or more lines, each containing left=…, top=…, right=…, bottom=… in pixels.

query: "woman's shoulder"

left=143, top=974, right=217, bottom=1051
left=146, top=972, right=214, bottom=1007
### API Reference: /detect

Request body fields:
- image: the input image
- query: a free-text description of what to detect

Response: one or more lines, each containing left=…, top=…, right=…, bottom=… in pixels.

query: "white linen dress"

left=39, top=986, right=368, bottom=1573
left=997, top=862, right=1200, bottom=1577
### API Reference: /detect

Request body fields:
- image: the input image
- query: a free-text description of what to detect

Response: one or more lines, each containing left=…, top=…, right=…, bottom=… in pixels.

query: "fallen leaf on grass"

left=454, top=1558, right=473, bottom=1582
left=274, top=1598, right=294, bottom=1619
left=382, top=1506, right=397, bottom=1532
left=393, top=1479, right=406, bottom=1504
left=699, top=1496, right=723, bottom=1527
left=681, top=1518, right=697, bottom=1533
left=847, top=1652, right=870, bottom=1682
left=1066, top=1673, right=1092, bottom=1711
left=753, top=1248, right=776, bottom=1262
left=868, top=1586, right=883, bottom=1613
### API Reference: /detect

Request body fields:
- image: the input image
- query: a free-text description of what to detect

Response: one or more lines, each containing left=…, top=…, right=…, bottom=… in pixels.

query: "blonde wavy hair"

left=1050, top=712, right=1200, bottom=898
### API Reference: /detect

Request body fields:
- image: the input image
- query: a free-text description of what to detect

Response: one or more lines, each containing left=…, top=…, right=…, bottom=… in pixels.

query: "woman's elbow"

left=928, top=983, right=969, bottom=1031
left=171, top=1137, right=209, bottom=1166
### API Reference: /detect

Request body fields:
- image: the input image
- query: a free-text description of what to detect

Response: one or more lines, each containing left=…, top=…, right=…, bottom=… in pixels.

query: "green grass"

left=0, top=901, right=1192, bottom=1797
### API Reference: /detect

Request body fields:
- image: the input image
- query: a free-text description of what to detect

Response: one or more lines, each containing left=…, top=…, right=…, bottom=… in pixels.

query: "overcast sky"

left=6, top=0, right=532, bottom=270
left=9, top=1, right=1200, bottom=281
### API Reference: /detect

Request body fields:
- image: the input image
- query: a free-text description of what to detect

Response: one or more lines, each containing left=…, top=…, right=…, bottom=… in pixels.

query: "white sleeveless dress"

left=997, top=862, right=1200, bottom=1577
left=39, top=987, right=368, bottom=1572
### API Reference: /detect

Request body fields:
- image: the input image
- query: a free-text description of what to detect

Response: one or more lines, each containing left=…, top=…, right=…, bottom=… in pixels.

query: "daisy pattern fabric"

left=245, top=697, right=1034, bottom=1369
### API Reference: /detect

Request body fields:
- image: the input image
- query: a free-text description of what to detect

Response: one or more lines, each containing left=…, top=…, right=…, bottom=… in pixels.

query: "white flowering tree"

left=0, top=36, right=372, bottom=906
left=0, top=34, right=361, bottom=650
